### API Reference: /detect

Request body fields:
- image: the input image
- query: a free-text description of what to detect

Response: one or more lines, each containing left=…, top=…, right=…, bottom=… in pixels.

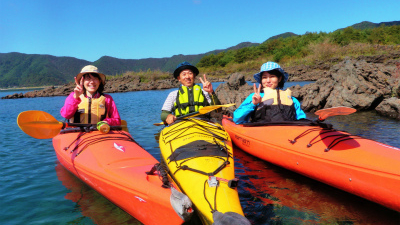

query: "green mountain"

left=265, top=32, right=298, bottom=41
left=0, top=42, right=257, bottom=88
left=1, top=20, right=399, bottom=88
left=0, top=52, right=89, bottom=87
left=93, top=42, right=260, bottom=75
left=344, top=21, right=400, bottom=30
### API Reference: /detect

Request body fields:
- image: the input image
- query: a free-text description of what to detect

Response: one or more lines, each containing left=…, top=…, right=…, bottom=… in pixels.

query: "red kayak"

left=222, top=116, right=400, bottom=212
left=52, top=128, right=191, bottom=224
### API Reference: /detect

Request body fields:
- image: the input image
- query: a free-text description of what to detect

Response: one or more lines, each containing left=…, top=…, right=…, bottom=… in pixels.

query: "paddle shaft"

left=154, top=104, right=235, bottom=126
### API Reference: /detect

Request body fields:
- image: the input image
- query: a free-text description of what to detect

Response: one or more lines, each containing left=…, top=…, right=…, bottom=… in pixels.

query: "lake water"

left=1, top=82, right=400, bottom=225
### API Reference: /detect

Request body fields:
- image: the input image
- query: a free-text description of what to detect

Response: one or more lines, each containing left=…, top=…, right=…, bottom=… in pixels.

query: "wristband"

left=97, top=121, right=108, bottom=130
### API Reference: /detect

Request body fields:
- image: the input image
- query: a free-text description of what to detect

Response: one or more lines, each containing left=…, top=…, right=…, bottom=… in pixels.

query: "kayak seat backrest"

left=168, top=140, right=227, bottom=162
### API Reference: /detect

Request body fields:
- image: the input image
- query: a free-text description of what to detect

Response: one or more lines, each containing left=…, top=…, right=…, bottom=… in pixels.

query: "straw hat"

left=76, top=65, right=106, bottom=84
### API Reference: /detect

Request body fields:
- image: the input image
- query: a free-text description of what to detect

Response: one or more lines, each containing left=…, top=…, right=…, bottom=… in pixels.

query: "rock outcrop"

left=298, top=58, right=399, bottom=114
left=2, top=76, right=227, bottom=99
left=3, top=55, right=400, bottom=120
left=215, top=57, right=400, bottom=120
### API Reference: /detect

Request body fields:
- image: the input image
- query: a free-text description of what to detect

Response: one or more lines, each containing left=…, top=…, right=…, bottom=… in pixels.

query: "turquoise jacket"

left=233, top=92, right=306, bottom=124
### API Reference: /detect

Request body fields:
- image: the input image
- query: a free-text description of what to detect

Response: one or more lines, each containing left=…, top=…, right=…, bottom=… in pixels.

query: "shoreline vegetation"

left=2, top=25, right=400, bottom=121
left=1, top=24, right=400, bottom=89
left=107, top=25, right=400, bottom=83
left=0, top=86, right=57, bottom=91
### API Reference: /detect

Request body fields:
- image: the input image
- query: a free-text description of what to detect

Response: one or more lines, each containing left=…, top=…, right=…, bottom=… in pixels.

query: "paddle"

left=153, top=103, right=236, bottom=126
left=314, top=106, right=356, bottom=121
left=17, top=110, right=126, bottom=139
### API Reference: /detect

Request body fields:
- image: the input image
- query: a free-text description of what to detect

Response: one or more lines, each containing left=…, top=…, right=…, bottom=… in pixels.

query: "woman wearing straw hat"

left=61, top=65, right=121, bottom=126
left=233, top=62, right=306, bottom=124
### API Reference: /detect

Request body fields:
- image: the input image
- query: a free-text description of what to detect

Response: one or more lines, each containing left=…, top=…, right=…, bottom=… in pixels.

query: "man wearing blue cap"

left=161, top=62, right=221, bottom=124
left=233, top=62, right=306, bottom=124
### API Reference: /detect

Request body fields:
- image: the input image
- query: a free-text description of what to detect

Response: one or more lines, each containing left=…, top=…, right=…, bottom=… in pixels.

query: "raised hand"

left=199, top=74, right=213, bottom=94
left=73, top=76, right=84, bottom=99
left=252, top=83, right=262, bottom=105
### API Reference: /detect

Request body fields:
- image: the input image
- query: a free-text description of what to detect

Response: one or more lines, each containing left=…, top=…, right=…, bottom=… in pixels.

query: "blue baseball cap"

left=253, top=62, right=289, bottom=84
left=173, top=61, right=199, bottom=79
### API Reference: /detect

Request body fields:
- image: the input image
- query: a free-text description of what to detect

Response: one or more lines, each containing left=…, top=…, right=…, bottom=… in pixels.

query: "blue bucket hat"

left=173, top=61, right=199, bottom=79
left=253, top=62, right=289, bottom=84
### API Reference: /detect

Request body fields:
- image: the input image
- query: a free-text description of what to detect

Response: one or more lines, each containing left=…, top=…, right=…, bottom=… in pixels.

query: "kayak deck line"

left=53, top=128, right=191, bottom=224
left=288, top=126, right=364, bottom=151
left=222, top=116, right=400, bottom=212
left=161, top=118, right=229, bottom=144
left=235, top=122, right=400, bottom=177
left=160, top=118, right=250, bottom=224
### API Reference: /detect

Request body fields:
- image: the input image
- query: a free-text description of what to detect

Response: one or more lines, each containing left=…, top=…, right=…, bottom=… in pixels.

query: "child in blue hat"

left=233, top=62, right=306, bottom=124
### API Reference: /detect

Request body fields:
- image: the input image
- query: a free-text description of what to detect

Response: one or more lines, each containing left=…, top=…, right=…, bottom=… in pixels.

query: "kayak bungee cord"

left=162, top=118, right=228, bottom=143
left=61, top=128, right=140, bottom=156
left=289, top=128, right=327, bottom=144
left=162, top=118, right=236, bottom=213
left=170, top=137, right=232, bottom=177
left=289, top=127, right=364, bottom=152
left=203, top=179, right=218, bottom=213
left=238, top=118, right=364, bottom=152
left=169, top=138, right=231, bottom=213
left=75, top=133, right=136, bottom=156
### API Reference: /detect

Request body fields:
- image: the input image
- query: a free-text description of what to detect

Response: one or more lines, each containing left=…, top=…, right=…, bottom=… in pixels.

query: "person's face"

left=177, top=69, right=195, bottom=87
left=83, top=73, right=100, bottom=95
left=261, top=71, right=282, bottom=89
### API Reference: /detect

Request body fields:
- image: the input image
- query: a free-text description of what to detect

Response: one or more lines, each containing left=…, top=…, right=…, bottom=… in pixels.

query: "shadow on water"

left=55, top=162, right=142, bottom=225
left=234, top=145, right=400, bottom=225
left=4, top=84, right=400, bottom=225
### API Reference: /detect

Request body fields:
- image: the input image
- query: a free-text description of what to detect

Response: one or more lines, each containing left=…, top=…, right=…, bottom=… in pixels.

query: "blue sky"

left=1, top=0, right=399, bottom=62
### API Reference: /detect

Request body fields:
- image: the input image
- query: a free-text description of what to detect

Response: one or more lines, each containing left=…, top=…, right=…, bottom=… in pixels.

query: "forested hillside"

left=0, top=42, right=257, bottom=88
left=197, top=22, right=400, bottom=74
left=1, top=20, right=399, bottom=88
left=0, top=53, right=89, bottom=87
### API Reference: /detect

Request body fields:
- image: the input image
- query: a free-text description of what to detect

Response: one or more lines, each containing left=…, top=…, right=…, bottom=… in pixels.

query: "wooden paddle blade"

left=153, top=122, right=165, bottom=126
left=17, top=110, right=64, bottom=139
left=315, top=106, right=357, bottom=121
left=120, top=120, right=129, bottom=132
left=198, top=103, right=236, bottom=114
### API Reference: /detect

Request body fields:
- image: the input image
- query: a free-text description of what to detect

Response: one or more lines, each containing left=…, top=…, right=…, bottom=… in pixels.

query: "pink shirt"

left=60, top=92, right=121, bottom=126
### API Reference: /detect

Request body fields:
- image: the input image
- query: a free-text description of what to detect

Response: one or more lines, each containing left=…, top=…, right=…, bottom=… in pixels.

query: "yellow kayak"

left=159, top=117, right=249, bottom=225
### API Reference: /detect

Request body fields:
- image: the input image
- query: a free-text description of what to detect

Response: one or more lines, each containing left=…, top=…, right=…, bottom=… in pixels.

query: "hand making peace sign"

left=73, top=76, right=84, bottom=99
left=199, top=74, right=213, bottom=94
left=252, top=83, right=262, bottom=105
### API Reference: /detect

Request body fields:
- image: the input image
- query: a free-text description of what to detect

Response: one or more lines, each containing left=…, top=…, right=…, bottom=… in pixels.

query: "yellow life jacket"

left=252, top=88, right=296, bottom=122
left=70, top=94, right=107, bottom=124
left=173, top=85, right=208, bottom=117
left=261, top=87, right=293, bottom=106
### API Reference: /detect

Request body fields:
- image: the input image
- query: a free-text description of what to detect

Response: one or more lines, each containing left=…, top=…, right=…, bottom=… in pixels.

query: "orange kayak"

left=52, top=128, right=191, bottom=225
left=222, top=116, right=400, bottom=212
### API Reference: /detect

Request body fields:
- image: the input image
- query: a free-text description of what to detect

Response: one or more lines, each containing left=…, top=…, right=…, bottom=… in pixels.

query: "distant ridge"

left=265, top=32, right=298, bottom=41
left=0, top=42, right=257, bottom=87
left=344, top=21, right=400, bottom=30
left=1, top=20, right=399, bottom=88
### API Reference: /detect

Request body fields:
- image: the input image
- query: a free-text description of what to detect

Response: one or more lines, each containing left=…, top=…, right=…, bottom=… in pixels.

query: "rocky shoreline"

left=215, top=54, right=400, bottom=120
left=3, top=53, right=400, bottom=120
